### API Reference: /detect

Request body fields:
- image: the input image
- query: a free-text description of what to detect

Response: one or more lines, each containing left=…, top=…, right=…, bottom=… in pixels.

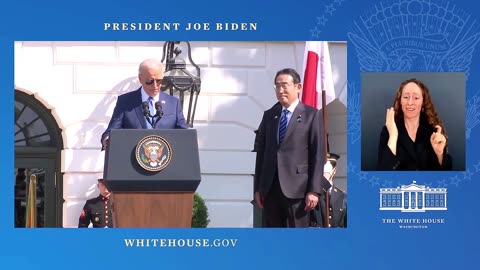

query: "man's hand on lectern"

left=102, top=136, right=110, bottom=151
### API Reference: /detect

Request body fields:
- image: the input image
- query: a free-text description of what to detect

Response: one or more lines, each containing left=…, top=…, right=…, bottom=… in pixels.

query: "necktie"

left=147, top=97, right=154, bottom=129
left=278, top=110, right=289, bottom=144
left=148, top=97, right=155, bottom=116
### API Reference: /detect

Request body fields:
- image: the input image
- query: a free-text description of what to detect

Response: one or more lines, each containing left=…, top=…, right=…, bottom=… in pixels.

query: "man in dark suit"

left=313, top=153, right=347, bottom=228
left=254, top=68, right=325, bottom=228
left=78, top=178, right=113, bottom=228
left=101, top=58, right=187, bottom=150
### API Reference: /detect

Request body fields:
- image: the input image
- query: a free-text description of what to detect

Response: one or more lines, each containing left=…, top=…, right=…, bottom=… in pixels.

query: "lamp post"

left=160, top=41, right=201, bottom=128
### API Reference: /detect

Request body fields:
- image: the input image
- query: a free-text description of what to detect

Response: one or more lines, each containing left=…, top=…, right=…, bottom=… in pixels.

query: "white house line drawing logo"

left=379, top=180, right=447, bottom=212
left=348, top=0, right=480, bottom=74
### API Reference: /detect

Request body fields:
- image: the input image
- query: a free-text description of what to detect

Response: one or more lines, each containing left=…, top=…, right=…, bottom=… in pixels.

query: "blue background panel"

left=1, top=0, right=479, bottom=269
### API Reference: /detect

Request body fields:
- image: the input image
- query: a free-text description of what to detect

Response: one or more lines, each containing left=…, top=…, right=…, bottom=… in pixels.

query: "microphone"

left=142, top=101, right=150, bottom=116
left=142, top=101, right=154, bottom=128
left=153, top=101, right=164, bottom=128
left=154, top=102, right=164, bottom=118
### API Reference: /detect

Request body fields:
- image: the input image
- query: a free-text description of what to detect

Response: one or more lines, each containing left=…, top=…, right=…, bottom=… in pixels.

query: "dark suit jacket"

left=254, top=102, right=325, bottom=199
left=377, top=115, right=452, bottom=170
left=101, top=88, right=187, bottom=144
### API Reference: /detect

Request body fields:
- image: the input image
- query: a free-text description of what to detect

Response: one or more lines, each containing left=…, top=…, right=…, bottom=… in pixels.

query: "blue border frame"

left=1, top=0, right=480, bottom=269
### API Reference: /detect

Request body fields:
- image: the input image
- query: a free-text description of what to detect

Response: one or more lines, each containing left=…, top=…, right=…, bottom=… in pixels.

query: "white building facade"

left=380, top=181, right=447, bottom=212
left=14, top=41, right=347, bottom=228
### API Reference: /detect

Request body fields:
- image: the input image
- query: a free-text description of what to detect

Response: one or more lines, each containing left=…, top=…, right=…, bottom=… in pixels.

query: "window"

left=15, top=100, right=54, bottom=147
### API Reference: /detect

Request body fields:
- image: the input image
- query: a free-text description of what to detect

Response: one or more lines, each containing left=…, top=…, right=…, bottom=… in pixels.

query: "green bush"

left=192, top=192, right=210, bottom=228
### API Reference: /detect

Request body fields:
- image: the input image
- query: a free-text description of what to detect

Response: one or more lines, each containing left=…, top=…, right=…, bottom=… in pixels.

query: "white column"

left=427, top=191, right=432, bottom=210
left=380, top=192, right=383, bottom=208
left=415, top=191, right=418, bottom=209
left=401, top=191, right=405, bottom=209
left=422, top=192, right=425, bottom=209
left=406, top=192, right=410, bottom=209
left=444, top=192, right=447, bottom=208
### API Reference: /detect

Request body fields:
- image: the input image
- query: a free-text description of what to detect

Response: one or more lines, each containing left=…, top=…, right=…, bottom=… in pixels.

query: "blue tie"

left=147, top=97, right=154, bottom=129
left=278, top=110, right=289, bottom=144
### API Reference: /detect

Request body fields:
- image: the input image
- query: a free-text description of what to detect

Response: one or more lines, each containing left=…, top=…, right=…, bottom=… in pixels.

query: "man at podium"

left=101, top=58, right=188, bottom=150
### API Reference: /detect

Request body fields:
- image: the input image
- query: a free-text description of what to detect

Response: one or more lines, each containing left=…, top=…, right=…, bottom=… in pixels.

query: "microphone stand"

left=152, top=102, right=164, bottom=128
left=142, top=101, right=155, bottom=128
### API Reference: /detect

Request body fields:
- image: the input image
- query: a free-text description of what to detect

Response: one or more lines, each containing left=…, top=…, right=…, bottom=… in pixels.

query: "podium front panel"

left=104, top=129, right=201, bottom=192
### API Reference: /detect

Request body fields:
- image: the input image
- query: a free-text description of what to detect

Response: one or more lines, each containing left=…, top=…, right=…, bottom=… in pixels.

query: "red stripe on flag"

left=302, top=51, right=319, bottom=108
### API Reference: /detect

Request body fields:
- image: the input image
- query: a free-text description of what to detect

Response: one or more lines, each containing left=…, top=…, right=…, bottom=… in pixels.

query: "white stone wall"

left=14, top=41, right=347, bottom=228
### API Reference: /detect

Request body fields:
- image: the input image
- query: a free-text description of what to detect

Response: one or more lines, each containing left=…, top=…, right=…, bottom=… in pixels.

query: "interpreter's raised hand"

left=430, top=125, right=447, bottom=156
left=385, top=107, right=398, bottom=139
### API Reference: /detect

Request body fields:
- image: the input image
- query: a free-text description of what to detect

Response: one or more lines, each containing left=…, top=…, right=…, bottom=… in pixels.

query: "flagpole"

left=25, top=174, right=37, bottom=228
left=322, top=89, right=330, bottom=228
left=322, top=90, right=328, bottom=158
left=302, top=41, right=333, bottom=228
left=319, top=41, right=331, bottom=228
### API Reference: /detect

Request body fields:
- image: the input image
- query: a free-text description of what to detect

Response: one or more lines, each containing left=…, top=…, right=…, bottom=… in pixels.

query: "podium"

left=103, top=129, right=201, bottom=228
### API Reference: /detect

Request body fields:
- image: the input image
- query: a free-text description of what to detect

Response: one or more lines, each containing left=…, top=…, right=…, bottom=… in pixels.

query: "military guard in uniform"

left=311, top=153, right=347, bottom=228
left=78, top=178, right=113, bottom=228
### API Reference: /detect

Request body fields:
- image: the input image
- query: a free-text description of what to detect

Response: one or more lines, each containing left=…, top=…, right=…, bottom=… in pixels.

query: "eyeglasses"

left=145, top=79, right=163, bottom=85
left=273, top=82, right=297, bottom=91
